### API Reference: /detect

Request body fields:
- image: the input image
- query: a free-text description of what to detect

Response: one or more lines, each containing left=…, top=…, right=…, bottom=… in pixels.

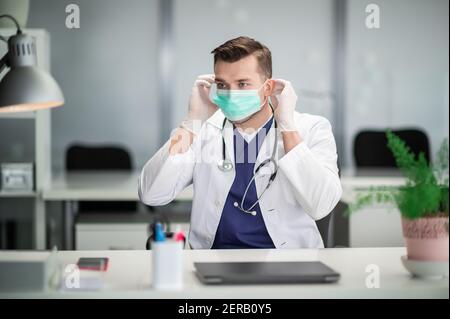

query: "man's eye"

left=217, top=83, right=227, bottom=89
left=238, top=82, right=249, bottom=88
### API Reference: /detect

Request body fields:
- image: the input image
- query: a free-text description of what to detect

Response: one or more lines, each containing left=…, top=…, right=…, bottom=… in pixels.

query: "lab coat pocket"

left=264, top=207, right=291, bottom=248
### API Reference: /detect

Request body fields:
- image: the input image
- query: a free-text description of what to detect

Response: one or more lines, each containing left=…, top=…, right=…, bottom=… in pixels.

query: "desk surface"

left=43, top=171, right=193, bottom=201
left=42, top=170, right=406, bottom=202
left=1, top=247, right=447, bottom=299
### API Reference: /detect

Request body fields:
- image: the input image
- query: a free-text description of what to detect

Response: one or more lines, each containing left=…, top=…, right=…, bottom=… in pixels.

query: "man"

left=139, top=36, right=342, bottom=249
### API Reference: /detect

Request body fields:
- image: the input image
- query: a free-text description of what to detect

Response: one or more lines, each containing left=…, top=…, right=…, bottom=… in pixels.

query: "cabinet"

left=75, top=213, right=190, bottom=250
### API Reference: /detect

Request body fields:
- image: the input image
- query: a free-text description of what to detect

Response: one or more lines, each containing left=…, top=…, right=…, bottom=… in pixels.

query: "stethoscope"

left=217, top=106, right=278, bottom=216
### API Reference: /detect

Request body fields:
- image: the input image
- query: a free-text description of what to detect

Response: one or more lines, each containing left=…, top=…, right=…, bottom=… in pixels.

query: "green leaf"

left=347, top=132, right=449, bottom=219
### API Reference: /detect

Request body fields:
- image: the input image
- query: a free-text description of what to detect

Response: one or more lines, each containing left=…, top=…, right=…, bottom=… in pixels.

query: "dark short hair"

left=211, top=36, right=272, bottom=79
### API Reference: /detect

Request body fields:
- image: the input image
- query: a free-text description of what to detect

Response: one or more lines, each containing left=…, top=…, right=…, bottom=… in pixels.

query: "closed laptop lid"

left=194, top=261, right=340, bottom=284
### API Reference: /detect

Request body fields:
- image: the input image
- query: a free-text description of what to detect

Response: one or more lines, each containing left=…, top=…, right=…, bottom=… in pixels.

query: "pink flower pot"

left=402, top=216, right=449, bottom=261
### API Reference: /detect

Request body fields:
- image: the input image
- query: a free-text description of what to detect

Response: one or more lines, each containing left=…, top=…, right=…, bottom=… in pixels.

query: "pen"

left=154, top=222, right=166, bottom=242
left=174, top=231, right=185, bottom=242
left=173, top=225, right=185, bottom=242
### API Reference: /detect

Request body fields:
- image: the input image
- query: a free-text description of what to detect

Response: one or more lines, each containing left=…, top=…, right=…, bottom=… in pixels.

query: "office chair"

left=66, top=144, right=137, bottom=212
left=316, top=212, right=334, bottom=248
left=354, top=129, right=430, bottom=168
left=315, top=158, right=348, bottom=248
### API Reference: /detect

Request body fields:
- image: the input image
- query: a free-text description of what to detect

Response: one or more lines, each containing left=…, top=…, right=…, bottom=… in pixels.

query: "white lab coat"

left=138, top=110, right=342, bottom=249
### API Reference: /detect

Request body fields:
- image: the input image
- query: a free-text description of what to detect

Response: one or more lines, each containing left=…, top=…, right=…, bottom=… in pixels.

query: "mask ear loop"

left=209, top=82, right=218, bottom=103
left=267, top=95, right=278, bottom=183
left=258, top=80, right=270, bottom=108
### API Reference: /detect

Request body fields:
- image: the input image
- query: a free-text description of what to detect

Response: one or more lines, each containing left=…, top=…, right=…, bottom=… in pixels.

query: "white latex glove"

left=180, top=74, right=218, bottom=135
left=270, top=79, right=298, bottom=132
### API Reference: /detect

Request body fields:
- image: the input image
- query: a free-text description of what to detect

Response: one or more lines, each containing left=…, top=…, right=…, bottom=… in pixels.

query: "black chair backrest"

left=354, top=129, right=430, bottom=168
left=315, top=156, right=342, bottom=248
left=316, top=212, right=334, bottom=248
left=66, top=144, right=137, bottom=212
left=66, top=145, right=132, bottom=171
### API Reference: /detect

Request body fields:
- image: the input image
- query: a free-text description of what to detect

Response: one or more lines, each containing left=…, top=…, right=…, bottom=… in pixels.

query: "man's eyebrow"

left=214, top=77, right=252, bottom=83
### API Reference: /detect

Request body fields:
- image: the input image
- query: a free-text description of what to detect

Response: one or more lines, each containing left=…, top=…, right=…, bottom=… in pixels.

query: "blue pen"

left=154, top=222, right=166, bottom=242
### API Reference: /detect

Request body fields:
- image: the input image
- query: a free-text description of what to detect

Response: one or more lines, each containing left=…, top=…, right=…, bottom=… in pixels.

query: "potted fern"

left=349, top=131, right=449, bottom=264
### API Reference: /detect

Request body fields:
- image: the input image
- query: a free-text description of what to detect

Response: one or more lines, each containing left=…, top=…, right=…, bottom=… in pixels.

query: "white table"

left=42, top=171, right=193, bottom=249
left=43, top=171, right=192, bottom=201
left=0, top=247, right=447, bottom=299
left=43, top=170, right=405, bottom=202
left=41, top=170, right=406, bottom=250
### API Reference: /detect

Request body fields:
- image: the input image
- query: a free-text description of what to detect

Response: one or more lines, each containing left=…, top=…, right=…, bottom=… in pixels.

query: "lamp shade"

left=0, top=32, right=64, bottom=113
left=0, top=65, right=64, bottom=112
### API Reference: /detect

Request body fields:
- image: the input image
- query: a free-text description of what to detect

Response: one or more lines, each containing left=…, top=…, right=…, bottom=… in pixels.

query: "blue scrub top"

left=212, top=117, right=275, bottom=249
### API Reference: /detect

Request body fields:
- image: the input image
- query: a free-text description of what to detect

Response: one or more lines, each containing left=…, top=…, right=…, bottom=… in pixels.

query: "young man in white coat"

left=139, top=36, right=342, bottom=249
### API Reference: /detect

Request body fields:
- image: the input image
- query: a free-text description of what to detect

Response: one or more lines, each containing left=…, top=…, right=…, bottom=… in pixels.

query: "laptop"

left=194, top=261, right=340, bottom=285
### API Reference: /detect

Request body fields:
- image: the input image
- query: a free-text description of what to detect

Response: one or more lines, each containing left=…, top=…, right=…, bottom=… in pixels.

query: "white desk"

left=42, top=171, right=193, bottom=201
left=40, top=170, right=406, bottom=250
left=42, top=171, right=194, bottom=249
left=43, top=170, right=405, bottom=202
left=0, top=247, right=447, bottom=299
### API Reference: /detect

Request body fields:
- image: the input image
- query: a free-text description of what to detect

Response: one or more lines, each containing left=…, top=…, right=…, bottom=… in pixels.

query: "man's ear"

left=264, top=79, right=276, bottom=96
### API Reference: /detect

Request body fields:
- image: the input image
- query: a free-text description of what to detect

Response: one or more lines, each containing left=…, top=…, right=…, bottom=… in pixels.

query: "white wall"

left=345, top=0, right=449, bottom=166
left=1, top=0, right=448, bottom=249
left=7, top=0, right=448, bottom=170
left=23, top=0, right=449, bottom=170
left=27, top=0, right=160, bottom=170
left=172, top=0, right=335, bottom=129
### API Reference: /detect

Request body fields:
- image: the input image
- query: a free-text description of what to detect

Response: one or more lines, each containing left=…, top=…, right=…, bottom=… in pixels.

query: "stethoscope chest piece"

left=217, top=159, right=233, bottom=172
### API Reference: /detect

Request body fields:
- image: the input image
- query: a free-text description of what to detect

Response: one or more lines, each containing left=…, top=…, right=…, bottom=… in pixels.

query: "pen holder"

left=151, top=240, right=184, bottom=290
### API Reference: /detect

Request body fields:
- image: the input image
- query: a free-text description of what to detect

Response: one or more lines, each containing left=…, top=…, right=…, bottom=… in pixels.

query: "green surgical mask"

left=212, top=83, right=267, bottom=122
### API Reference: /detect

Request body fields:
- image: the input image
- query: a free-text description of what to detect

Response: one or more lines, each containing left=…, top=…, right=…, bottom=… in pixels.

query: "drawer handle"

left=109, top=246, right=134, bottom=250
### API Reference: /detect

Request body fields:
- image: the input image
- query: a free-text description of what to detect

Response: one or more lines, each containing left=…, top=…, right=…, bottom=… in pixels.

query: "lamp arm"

left=0, top=15, right=22, bottom=34
left=0, top=52, right=9, bottom=74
